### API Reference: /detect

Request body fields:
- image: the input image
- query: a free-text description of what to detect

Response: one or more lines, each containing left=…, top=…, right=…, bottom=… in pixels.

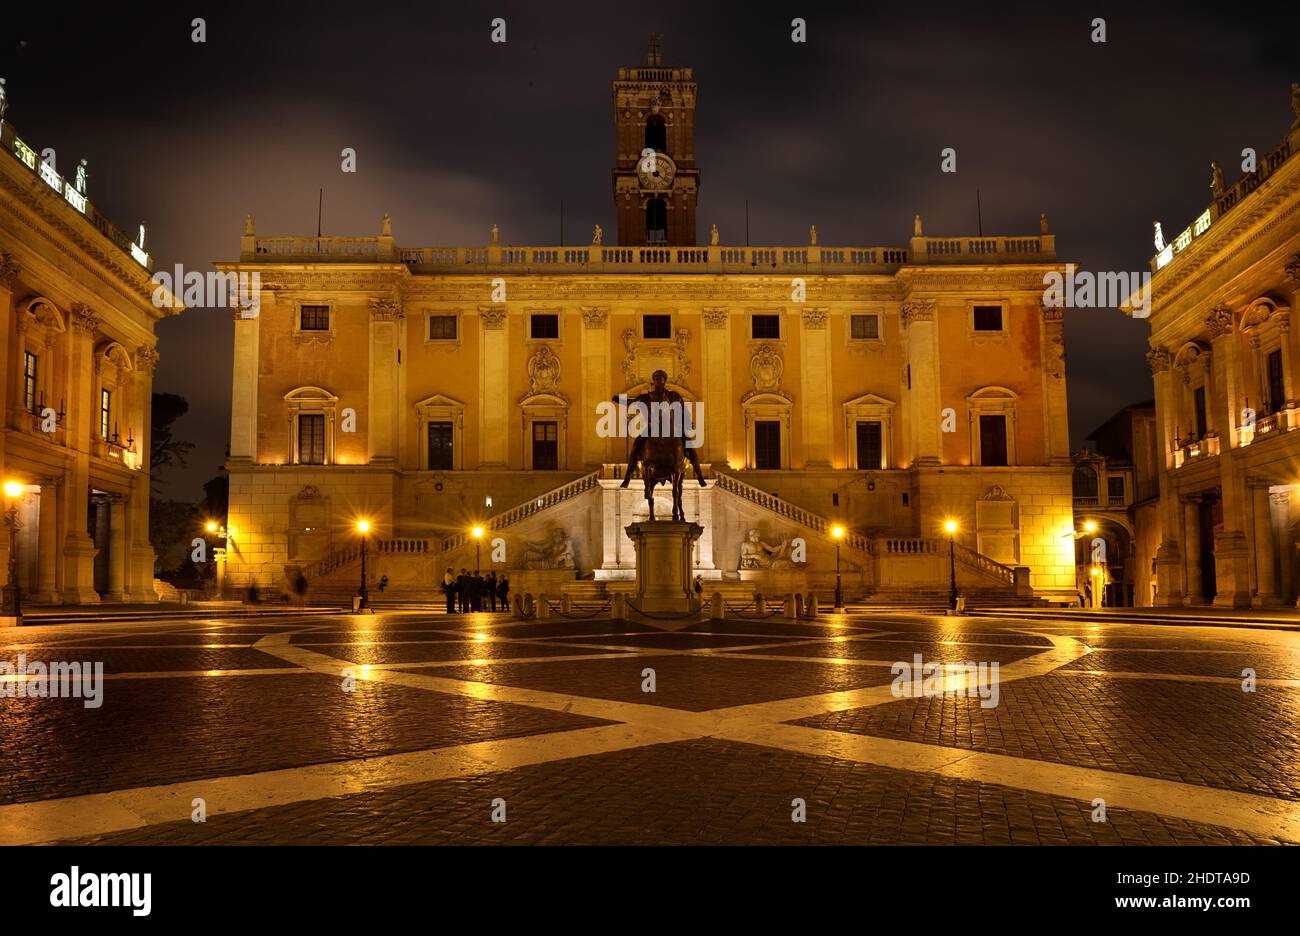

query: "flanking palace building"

left=221, top=42, right=1079, bottom=603
left=1, top=104, right=178, bottom=606
left=1129, top=94, right=1300, bottom=607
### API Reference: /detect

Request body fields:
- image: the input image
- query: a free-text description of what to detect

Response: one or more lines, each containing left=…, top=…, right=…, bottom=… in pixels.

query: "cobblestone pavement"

left=2, top=608, right=1298, bottom=845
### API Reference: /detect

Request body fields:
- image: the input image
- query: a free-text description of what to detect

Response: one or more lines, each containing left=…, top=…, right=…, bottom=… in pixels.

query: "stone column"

left=62, top=304, right=99, bottom=604
left=798, top=307, right=832, bottom=467
left=229, top=305, right=260, bottom=463
left=1040, top=303, right=1070, bottom=463
left=1182, top=495, right=1202, bottom=604
left=1279, top=314, right=1296, bottom=425
left=128, top=346, right=159, bottom=602
left=106, top=495, right=127, bottom=602
left=34, top=477, right=60, bottom=604
left=368, top=299, right=403, bottom=463
left=478, top=307, right=509, bottom=467
left=580, top=307, right=610, bottom=468
left=1251, top=481, right=1278, bottom=607
left=1206, top=307, right=1252, bottom=607
left=1274, top=490, right=1294, bottom=603
left=1148, top=347, right=1184, bottom=606
left=902, top=299, right=941, bottom=465
left=701, top=308, right=731, bottom=465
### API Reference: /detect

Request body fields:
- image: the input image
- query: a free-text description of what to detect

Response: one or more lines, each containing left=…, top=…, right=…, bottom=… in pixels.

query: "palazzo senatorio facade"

left=1132, top=94, right=1300, bottom=607
left=0, top=111, right=179, bottom=606
left=221, top=43, right=1079, bottom=604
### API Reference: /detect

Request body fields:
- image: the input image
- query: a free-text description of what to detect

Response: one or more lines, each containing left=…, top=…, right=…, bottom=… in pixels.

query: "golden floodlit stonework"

left=219, top=45, right=1079, bottom=604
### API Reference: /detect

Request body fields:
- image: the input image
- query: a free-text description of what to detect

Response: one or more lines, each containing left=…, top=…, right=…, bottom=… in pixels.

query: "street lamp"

left=944, top=518, right=959, bottom=612
left=831, top=524, right=845, bottom=610
left=356, top=519, right=371, bottom=611
left=3, top=481, right=24, bottom=621
left=472, top=525, right=485, bottom=574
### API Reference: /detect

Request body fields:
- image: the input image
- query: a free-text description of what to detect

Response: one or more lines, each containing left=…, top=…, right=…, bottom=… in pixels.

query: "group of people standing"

left=443, top=568, right=510, bottom=613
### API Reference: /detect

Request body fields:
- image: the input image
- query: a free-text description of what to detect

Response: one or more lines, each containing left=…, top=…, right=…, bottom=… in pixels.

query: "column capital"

left=900, top=298, right=936, bottom=326
left=799, top=307, right=828, bottom=329
left=135, top=346, right=160, bottom=374
left=580, top=307, right=609, bottom=329
left=70, top=303, right=101, bottom=335
left=1205, top=305, right=1234, bottom=339
left=369, top=297, right=404, bottom=321
left=702, top=307, right=728, bottom=329
left=0, top=251, right=20, bottom=290
left=1285, top=254, right=1300, bottom=284
left=479, top=306, right=507, bottom=329
left=1146, top=347, right=1171, bottom=373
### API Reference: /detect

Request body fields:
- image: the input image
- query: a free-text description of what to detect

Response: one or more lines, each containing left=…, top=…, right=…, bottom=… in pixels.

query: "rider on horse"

left=618, top=370, right=706, bottom=488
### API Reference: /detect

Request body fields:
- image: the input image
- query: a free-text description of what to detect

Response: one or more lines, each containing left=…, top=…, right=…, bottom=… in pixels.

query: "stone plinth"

left=626, top=521, right=703, bottom=612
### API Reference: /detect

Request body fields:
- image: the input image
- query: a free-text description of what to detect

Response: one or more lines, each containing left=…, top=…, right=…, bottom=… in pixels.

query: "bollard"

left=536, top=594, right=549, bottom=619
left=710, top=591, right=724, bottom=620
left=561, top=593, right=572, bottom=614
left=784, top=592, right=797, bottom=620
left=807, top=593, right=819, bottom=616
left=612, top=592, right=625, bottom=620
left=794, top=593, right=805, bottom=618
left=755, top=594, right=766, bottom=614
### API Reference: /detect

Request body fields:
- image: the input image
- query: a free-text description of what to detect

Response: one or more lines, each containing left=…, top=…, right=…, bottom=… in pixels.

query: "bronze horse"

left=639, top=434, right=687, bottom=521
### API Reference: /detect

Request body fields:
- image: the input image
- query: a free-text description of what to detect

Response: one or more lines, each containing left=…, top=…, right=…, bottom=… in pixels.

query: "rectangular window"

left=754, top=421, right=781, bottom=469
left=1107, top=476, right=1125, bottom=502
left=428, top=315, right=457, bottom=340
left=100, top=389, right=111, bottom=439
left=979, top=414, right=1008, bottom=466
left=23, top=352, right=37, bottom=413
left=531, top=421, right=558, bottom=469
left=530, top=314, right=559, bottom=340
left=850, top=314, right=880, bottom=340
left=1193, top=386, right=1207, bottom=439
left=751, top=314, right=781, bottom=340
left=855, top=421, right=883, bottom=469
left=298, top=414, right=326, bottom=465
left=1266, top=349, right=1285, bottom=413
left=300, top=305, right=329, bottom=331
left=427, top=421, right=454, bottom=470
left=643, top=314, right=672, bottom=339
left=973, top=305, right=1003, bottom=331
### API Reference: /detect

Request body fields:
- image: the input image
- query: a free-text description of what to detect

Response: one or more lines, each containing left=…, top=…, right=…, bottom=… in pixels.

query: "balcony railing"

left=1173, top=433, right=1221, bottom=468
left=242, top=233, right=1056, bottom=273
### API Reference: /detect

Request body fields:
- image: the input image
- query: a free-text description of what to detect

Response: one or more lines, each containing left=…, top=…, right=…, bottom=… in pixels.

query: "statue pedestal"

left=625, top=521, right=703, bottom=613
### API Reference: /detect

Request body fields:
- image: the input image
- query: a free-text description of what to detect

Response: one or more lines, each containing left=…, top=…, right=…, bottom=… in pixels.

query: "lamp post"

left=472, top=525, right=485, bottom=574
left=3, top=481, right=24, bottom=622
left=356, top=519, right=370, bottom=611
left=944, top=519, right=959, bottom=612
left=831, top=524, right=845, bottom=610
left=204, top=519, right=228, bottom=596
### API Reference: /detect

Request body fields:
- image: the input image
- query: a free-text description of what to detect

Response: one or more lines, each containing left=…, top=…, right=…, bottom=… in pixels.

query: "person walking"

left=443, top=568, right=456, bottom=614
left=498, top=574, right=510, bottom=613
left=470, top=572, right=483, bottom=612
left=486, top=571, right=498, bottom=612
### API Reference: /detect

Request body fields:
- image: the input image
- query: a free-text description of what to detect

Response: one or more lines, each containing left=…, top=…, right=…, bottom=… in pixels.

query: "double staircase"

left=295, top=467, right=1031, bottom=609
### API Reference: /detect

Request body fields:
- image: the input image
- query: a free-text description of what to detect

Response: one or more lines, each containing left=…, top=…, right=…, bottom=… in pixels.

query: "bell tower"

left=612, top=35, right=700, bottom=246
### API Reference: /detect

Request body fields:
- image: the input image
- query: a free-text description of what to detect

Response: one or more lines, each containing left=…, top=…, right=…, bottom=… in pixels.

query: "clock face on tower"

left=637, top=151, right=677, bottom=190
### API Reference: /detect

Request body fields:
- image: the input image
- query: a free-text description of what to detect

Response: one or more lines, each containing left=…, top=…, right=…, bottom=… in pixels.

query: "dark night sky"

left=3, top=2, right=1298, bottom=499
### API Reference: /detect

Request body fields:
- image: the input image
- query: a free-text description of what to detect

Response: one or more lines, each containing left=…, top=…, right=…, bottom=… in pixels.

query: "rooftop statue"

left=593, top=223, right=602, bottom=245
left=710, top=223, right=719, bottom=246
left=1210, top=161, right=1225, bottom=198
left=75, top=159, right=88, bottom=196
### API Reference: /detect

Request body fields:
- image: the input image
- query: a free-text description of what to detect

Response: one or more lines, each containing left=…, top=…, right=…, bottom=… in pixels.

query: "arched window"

left=644, top=114, right=666, bottom=154
left=646, top=197, right=667, bottom=244
left=1072, top=464, right=1098, bottom=499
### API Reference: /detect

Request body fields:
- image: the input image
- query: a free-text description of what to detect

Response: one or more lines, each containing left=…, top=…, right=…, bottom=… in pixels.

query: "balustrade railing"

left=439, top=470, right=601, bottom=553
left=711, top=470, right=873, bottom=554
